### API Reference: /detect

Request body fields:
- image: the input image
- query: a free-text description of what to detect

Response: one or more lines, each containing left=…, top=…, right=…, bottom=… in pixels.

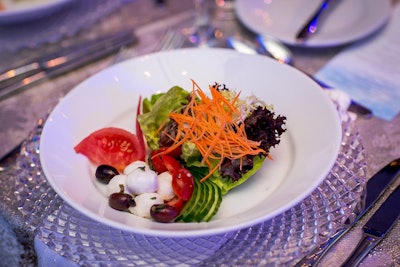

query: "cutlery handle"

left=296, top=0, right=332, bottom=42
left=340, top=233, right=379, bottom=267
left=0, top=30, right=136, bottom=100
left=0, top=62, right=41, bottom=87
left=294, top=227, right=348, bottom=267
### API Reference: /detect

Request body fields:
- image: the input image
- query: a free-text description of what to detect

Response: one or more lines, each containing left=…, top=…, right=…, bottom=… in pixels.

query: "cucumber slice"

left=186, top=178, right=213, bottom=222
left=175, top=177, right=202, bottom=222
left=203, top=185, right=222, bottom=222
left=175, top=167, right=222, bottom=222
left=176, top=178, right=204, bottom=222
left=191, top=179, right=216, bottom=221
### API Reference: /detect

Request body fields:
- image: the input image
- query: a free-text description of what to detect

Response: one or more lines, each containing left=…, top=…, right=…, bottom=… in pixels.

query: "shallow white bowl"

left=40, top=48, right=342, bottom=237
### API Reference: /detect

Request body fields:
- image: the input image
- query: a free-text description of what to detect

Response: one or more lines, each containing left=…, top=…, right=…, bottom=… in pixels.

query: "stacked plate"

left=235, top=0, right=391, bottom=47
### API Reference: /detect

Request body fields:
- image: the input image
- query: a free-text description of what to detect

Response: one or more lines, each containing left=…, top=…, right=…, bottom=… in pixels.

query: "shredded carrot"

left=161, top=80, right=266, bottom=181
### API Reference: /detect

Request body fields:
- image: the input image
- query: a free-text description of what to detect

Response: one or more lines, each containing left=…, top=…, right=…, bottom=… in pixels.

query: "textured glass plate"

left=12, top=103, right=366, bottom=266
left=39, top=48, right=342, bottom=237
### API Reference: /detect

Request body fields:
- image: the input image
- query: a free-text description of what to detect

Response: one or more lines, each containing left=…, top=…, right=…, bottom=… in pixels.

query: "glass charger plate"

left=12, top=109, right=366, bottom=266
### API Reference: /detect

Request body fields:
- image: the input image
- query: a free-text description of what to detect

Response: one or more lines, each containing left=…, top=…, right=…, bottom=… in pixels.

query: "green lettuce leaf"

left=181, top=142, right=202, bottom=165
left=142, top=93, right=165, bottom=114
left=181, top=142, right=266, bottom=195
left=138, top=86, right=189, bottom=150
left=208, top=155, right=266, bottom=195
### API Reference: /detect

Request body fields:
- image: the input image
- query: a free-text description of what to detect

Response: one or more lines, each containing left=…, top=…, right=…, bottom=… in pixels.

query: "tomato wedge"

left=74, top=127, right=145, bottom=172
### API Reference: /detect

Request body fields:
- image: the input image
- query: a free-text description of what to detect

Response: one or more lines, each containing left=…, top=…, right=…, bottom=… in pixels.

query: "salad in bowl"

left=74, top=80, right=287, bottom=223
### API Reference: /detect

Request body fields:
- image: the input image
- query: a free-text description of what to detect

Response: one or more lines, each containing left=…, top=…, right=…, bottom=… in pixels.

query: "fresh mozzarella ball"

left=157, top=172, right=175, bottom=201
left=130, top=193, right=163, bottom=218
left=106, top=174, right=128, bottom=195
left=126, top=166, right=158, bottom=195
left=123, top=161, right=148, bottom=175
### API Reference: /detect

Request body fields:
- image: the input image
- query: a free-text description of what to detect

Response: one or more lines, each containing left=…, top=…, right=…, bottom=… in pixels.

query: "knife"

left=340, top=185, right=400, bottom=267
left=296, top=0, right=332, bottom=43
left=0, top=29, right=137, bottom=99
left=294, top=157, right=400, bottom=266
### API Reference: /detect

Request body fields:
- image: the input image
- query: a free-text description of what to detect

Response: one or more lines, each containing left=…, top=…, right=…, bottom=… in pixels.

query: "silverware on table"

left=295, top=0, right=333, bottom=43
left=295, top=158, right=400, bottom=267
left=0, top=29, right=137, bottom=99
left=0, top=29, right=185, bottom=171
left=341, top=185, right=400, bottom=267
left=255, top=35, right=294, bottom=65
left=226, top=35, right=293, bottom=65
left=0, top=142, right=22, bottom=172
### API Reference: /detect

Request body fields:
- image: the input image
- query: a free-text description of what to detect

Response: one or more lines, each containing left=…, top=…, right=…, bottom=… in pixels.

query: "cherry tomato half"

left=150, top=150, right=168, bottom=173
left=162, top=155, right=182, bottom=175
left=172, top=168, right=194, bottom=201
left=166, top=197, right=186, bottom=212
left=150, top=151, right=182, bottom=174
left=158, top=146, right=182, bottom=158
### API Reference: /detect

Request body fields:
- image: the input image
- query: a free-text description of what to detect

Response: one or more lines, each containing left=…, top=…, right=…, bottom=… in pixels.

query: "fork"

left=153, top=29, right=186, bottom=52
left=113, top=29, right=186, bottom=65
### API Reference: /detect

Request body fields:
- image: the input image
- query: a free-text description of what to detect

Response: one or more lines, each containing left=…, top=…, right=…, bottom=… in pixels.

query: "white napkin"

left=325, top=88, right=357, bottom=122
left=315, top=3, right=400, bottom=121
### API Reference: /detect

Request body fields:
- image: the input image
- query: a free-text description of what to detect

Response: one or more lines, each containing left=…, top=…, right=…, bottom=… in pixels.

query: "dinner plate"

left=235, top=0, right=391, bottom=47
left=0, top=0, right=72, bottom=24
left=40, top=48, right=342, bottom=237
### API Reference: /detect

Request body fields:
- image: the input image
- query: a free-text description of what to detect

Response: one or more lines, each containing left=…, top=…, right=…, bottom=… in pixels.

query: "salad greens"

left=138, top=86, right=189, bottom=150
left=180, top=143, right=266, bottom=195
left=209, top=155, right=266, bottom=195
left=138, top=82, right=286, bottom=222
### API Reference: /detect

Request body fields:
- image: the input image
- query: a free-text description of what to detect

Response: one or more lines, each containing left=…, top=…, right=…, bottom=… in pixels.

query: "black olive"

left=95, top=165, right=119, bottom=184
left=150, top=204, right=179, bottom=223
left=109, top=192, right=135, bottom=211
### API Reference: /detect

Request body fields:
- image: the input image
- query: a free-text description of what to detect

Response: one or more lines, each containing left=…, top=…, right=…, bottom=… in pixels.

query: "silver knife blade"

left=340, top=185, right=400, bottom=267
left=294, top=158, right=400, bottom=266
left=0, top=30, right=137, bottom=99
